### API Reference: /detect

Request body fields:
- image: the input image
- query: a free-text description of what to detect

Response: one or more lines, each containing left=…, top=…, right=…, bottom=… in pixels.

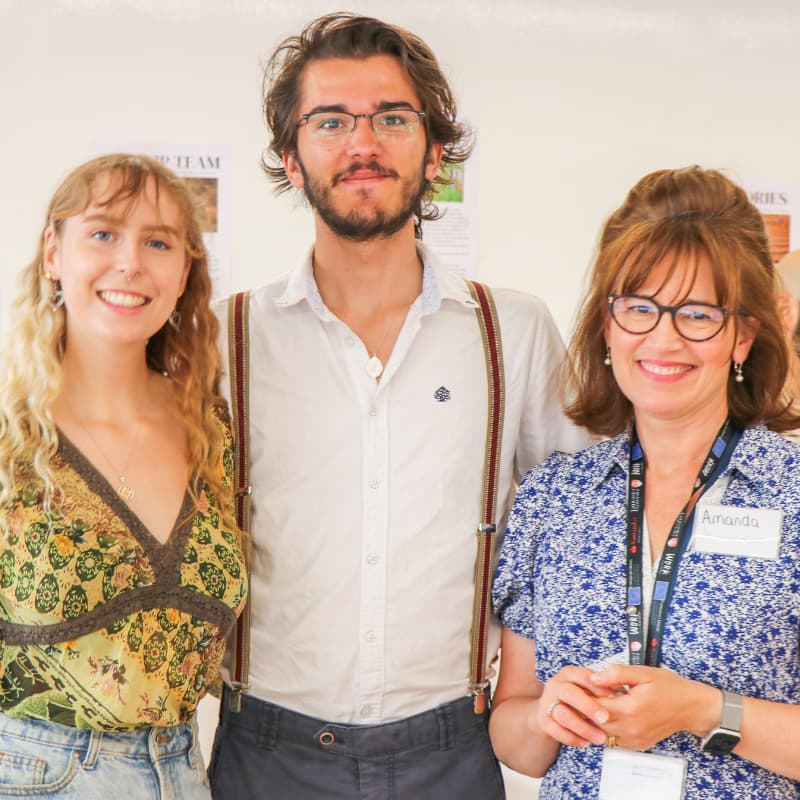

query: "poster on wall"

left=94, top=141, right=232, bottom=300
left=741, top=181, right=800, bottom=264
left=423, top=121, right=478, bottom=278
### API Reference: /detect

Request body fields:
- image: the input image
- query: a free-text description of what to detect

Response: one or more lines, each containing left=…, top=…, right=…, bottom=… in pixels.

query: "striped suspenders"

left=465, top=280, right=505, bottom=713
left=225, top=281, right=505, bottom=714
left=226, top=291, right=252, bottom=712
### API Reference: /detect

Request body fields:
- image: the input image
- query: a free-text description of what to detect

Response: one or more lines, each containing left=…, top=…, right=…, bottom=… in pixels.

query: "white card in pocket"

left=599, top=748, right=686, bottom=800
left=693, top=504, right=782, bottom=559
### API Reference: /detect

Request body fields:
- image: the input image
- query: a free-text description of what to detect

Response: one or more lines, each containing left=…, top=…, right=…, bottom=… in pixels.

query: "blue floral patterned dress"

left=493, top=426, right=800, bottom=799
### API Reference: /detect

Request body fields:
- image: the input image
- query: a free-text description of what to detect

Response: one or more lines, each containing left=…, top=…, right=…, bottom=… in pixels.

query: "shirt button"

left=366, top=552, right=379, bottom=565
left=365, top=630, right=377, bottom=643
left=360, top=705, right=373, bottom=718
left=368, top=407, right=378, bottom=417
left=368, top=479, right=380, bottom=489
left=345, top=336, right=355, bottom=346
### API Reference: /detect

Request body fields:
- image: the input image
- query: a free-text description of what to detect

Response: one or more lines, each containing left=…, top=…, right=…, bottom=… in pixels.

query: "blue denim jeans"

left=0, top=714, right=210, bottom=798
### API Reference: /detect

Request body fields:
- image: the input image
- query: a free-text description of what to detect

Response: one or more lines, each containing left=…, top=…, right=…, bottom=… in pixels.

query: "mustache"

left=332, top=161, right=399, bottom=185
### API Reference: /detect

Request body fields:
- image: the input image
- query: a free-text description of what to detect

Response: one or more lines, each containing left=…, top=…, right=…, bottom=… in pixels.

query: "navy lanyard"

left=625, top=418, right=736, bottom=667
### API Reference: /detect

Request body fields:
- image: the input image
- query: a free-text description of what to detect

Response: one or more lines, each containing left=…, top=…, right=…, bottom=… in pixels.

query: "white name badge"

left=693, top=504, right=783, bottom=559
left=599, top=748, right=686, bottom=800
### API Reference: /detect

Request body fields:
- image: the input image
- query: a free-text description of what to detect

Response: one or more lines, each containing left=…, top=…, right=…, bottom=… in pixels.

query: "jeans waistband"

left=0, top=713, right=197, bottom=761
left=219, top=687, right=488, bottom=758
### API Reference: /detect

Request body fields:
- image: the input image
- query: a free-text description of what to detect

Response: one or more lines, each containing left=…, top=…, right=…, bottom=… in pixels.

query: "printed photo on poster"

left=741, top=181, right=800, bottom=263
left=423, top=120, right=479, bottom=278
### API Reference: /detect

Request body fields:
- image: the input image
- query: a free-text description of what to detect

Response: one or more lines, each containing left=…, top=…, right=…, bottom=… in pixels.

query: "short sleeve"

left=492, top=451, right=569, bottom=639
left=503, top=292, right=593, bottom=481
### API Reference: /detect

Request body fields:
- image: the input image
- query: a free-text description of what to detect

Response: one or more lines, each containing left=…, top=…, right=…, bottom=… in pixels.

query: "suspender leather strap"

left=465, top=280, right=505, bottom=714
left=227, top=290, right=253, bottom=713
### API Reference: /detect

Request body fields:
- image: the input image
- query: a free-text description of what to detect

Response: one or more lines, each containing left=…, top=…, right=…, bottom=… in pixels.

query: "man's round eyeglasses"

left=297, top=109, right=426, bottom=141
left=607, top=294, right=730, bottom=342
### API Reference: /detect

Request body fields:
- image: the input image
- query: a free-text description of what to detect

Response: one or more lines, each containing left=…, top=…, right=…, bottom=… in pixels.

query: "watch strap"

left=719, top=689, right=744, bottom=732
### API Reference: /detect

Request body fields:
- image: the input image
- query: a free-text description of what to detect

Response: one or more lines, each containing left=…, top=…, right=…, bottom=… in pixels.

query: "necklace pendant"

left=117, top=481, right=135, bottom=502
left=365, top=354, right=384, bottom=379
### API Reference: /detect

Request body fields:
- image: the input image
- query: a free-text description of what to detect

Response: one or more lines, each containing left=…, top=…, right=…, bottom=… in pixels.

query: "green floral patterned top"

left=0, top=414, right=246, bottom=731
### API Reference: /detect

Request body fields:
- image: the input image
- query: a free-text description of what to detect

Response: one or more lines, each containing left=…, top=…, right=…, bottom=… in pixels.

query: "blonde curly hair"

left=0, top=153, right=229, bottom=519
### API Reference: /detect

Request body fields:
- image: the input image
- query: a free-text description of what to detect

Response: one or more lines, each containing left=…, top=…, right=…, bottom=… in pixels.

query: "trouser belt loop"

left=258, top=703, right=281, bottom=751
left=435, top=704, right=455, bottom=751
left=82, top=731, right=102, bottom=770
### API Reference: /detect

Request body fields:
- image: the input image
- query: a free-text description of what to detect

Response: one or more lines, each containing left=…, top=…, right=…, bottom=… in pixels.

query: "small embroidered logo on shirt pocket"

left=434, top=386, right=451, bottom=403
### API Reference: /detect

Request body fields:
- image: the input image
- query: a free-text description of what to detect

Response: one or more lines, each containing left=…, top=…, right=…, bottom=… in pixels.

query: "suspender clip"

left=469, top=681, right=490, bottom=715
left=227, top=681, right=250, bottom=714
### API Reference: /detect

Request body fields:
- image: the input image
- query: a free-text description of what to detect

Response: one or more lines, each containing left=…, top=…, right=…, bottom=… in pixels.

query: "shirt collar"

left=588, top=432, right=631, bottom=489
left=590, top=423, right=786, bottom=491
left=720, top=424, right=787, bottom=487
left=273, top=245, right=330, bottom=319
left=273, top=242, right=478, bottom=319
left=422, top=244, right=480, bottom=312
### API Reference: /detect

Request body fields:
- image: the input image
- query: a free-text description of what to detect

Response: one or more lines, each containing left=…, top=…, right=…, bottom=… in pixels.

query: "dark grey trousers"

left=208, top=687, right=506, bottom=799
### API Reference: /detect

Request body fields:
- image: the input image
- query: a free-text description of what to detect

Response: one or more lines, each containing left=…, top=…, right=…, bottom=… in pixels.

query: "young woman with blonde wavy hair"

left=0, top=153, right=246, bottom=798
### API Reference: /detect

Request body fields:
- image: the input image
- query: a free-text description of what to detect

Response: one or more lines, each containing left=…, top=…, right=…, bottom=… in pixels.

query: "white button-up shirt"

left=218, top=245, right=590, bottom=723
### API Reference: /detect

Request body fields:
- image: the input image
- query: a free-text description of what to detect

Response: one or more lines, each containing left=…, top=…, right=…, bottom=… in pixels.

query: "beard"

left=297, top=155, right=429, bottom=243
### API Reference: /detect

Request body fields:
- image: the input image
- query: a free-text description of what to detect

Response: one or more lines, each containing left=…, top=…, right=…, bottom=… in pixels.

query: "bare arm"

left=735, top=696, right=800, bottom=779
left=489, top=628, right=610, bottom=778
left=591, top=665, right=800, bottom=780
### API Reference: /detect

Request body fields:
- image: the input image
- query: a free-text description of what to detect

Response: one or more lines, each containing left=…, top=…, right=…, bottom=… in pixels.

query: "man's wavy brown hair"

left=261, top=12, right=473, bottom=237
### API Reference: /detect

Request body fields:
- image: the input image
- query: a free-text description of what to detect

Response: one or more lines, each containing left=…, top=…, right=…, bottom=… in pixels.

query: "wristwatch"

left=701, top=689, right=743, bottom=755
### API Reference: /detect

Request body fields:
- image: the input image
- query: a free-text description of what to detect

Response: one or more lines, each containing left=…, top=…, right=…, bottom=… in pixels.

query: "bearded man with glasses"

left=209, top=13, right=589, bottom=799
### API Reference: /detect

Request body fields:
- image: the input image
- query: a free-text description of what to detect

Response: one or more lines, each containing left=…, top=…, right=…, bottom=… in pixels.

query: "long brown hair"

left=565, top=166, right=797, bottom=436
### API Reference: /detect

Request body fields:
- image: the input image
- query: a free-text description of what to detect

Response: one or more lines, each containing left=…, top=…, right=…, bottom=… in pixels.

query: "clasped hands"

left=537, top=664, right=697, bottom=751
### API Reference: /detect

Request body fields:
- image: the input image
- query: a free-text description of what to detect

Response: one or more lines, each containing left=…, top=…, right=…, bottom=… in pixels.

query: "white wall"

left=2, top=1, right=799, bottom=795
left=3, top=0, right=800, bottom=337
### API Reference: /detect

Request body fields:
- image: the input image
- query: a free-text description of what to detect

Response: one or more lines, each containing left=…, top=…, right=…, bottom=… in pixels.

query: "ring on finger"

left=607, top=734, right=618, bottom=748
left=545, top=699, right=561, bottom=717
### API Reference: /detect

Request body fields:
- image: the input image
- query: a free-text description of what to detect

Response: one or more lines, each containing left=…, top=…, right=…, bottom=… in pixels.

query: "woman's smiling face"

left=45, top=171, right=190, bottom=354
left=605, top=252, right=756, bottom=429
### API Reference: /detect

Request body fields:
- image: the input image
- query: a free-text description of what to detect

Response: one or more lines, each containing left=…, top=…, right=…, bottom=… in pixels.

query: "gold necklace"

left=68, top=377, right=150, bottom=502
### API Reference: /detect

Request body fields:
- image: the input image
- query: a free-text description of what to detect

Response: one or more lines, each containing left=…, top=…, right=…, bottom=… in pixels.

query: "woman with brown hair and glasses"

left=490, top=167, right=800, bottom=799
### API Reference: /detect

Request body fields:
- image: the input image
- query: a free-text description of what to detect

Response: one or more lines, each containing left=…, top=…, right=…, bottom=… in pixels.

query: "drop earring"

left=604, top=347, right=612, bottom=366
left=168, top=309, right=182, bottom=332
left=733, top=362, right=744, bottom=383
left=44, top=272, right=64, bottom=312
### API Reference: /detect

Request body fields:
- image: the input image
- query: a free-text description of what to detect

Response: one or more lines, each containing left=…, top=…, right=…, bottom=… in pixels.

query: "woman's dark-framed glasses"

left=297, top=109, right=426, bottom=141
left=607, top=294, right=729, bottom=342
